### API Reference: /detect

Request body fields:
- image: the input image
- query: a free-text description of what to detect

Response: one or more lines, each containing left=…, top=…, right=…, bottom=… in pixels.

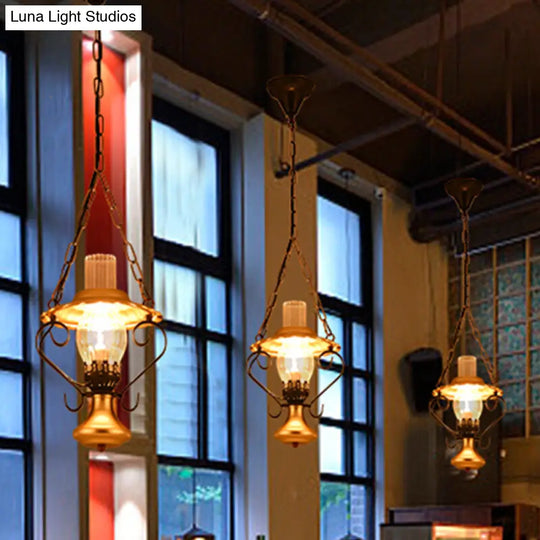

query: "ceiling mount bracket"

left=445, top=177, right=483, bottom=214
left=266, top=74, right=315, bottom=121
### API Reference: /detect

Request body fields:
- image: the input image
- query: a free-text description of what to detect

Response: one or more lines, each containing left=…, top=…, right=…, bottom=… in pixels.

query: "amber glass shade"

left=73, top=394, right=131, bottom=451
left=41, top=288, right=162, bottom=330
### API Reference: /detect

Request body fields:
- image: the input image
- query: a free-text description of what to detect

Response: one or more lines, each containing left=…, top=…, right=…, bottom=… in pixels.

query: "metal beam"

left=275, top=117, right=416, bottom=178
left=411, top=193, right=540, bottom=242
left=229, top=0, right=540, bottom=191
left=270, top=0, right=507, bottom=154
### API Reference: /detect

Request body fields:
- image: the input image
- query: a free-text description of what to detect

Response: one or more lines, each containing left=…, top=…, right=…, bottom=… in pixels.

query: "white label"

left=5, top=6, right=142, bottom=31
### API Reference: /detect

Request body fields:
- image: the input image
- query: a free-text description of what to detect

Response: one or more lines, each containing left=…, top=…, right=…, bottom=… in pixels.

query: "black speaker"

left=402, top=347, right=442, bottom=413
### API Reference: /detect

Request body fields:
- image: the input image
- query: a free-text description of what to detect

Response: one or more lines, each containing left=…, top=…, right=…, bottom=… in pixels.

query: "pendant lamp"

left=246, top=75, right=344, bottom=447
left=430, top=178, right=504, bottom=471
left=179, top=468, right=215, bottom=540
left=35, top=30, right=166, bottom=451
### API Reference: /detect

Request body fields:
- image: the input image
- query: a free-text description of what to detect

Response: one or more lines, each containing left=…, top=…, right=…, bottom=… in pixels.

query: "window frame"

left=0, top=29, right=32, bottom=540
left=318, top=179, right=374, bottom=540
left=152, top=97, right=234, bottom=539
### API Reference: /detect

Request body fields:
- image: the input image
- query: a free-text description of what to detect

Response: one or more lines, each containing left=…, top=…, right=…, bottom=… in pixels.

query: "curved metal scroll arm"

left=307, top=349, right=345, bottom=419
left=35, top=321, right=87, bottom=393
left=119, top=391, right=141, bottom=413
left=478, top=394, right=506, bottom=450
left=64, top=391, right=86, bottom=412
left=119, top=320, right=167, bottom=401
left=246, top=349, right=285, bottom=413
left=429, top=393, right=458, bottom=439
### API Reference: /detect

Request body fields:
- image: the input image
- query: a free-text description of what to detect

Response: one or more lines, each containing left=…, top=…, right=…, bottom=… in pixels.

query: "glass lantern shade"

left=76, top=310, right=127, bottom=366
left=437, top=355, right=502, bottom=419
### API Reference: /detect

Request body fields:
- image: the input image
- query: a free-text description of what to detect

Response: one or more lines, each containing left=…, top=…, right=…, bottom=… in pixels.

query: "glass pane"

left=350, top=484, right=368, bottom=539
left=0, top=291, right=22, bottom=359
left=320, top=483, right=367, bottom=540
left=498, top=354, right=526, bottom=382
left=0, top=372, right=23, bottom=438
left=207, top=341, right=228, bottom=461
left=0, top=52, right=7, bottom=187
left=498, top=265, right=525, bottom=295
left=354, top=431, right=368, bottom=476
left=470, top=272, right=492, bottom=302
left=206, top=277, right=227, bottom=334
left=158, top=465, right=230, bottom=540
left=531, top=290, right=540, bottom=319
left=319, top=425, right=344, bottom=474
left=154, top=261, right=197, bottom=326
left=0, top=212, right=21, bottom=280
left=317, top=196, right=361, bottom=305
left=500, top=381, right=525, bottom=412
left=471, top=301, right=492, bottom=330
left=498, top=324, right=526, bottom=355
left=532, top=349, right=540, bottom=377
left=498, top=295, right=526, bottom=325
left=320, top=481, right=348, bottom=540
left=156, top=332, right=198, bottom=457
left=152, top=120, right=218, bottom=256
left=531, top=380, right=540, bottom=408
left=531, top=260, right=540, bottom=288
left=353, top=378, right=368, bottom=423
left=0, top=451, right=24, bottom=538
left=319, top=369, right=343, bottom=420
left=352, top=323, right=367, bottom=369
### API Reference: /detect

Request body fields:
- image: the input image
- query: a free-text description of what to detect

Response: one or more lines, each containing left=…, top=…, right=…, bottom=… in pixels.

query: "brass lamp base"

left=274, top=405, right=317, bottom=447
left=73, top=394, right=131, bottom=451
left=266, top=75, right=315, bottom=121
left=451, top=438, right=485, bottom=471
left=445, top=178, right=483, bottom=214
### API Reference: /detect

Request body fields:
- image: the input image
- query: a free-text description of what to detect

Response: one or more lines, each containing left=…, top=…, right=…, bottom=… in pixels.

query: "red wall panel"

left=89, top=461, right=115, bottom=540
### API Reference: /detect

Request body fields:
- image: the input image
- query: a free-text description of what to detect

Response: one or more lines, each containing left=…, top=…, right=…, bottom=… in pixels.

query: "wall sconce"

left=35, top=31, right=166, bottom=451
left=430, top=178, right=504, bottom=471
left=247, top=75, right=343, bottom=447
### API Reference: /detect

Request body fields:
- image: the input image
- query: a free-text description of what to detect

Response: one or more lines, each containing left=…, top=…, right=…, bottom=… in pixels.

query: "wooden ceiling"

left=117, top=0, right=540, bottom=247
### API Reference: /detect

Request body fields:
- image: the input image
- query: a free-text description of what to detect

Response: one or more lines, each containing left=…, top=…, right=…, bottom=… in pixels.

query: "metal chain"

left=436, top=209, right=497, bottom=386
left=48, top=30, right=154, bottom=309
left=93, top=30, right=105, bottom=172
left=255, top=116, right=335, bottom=342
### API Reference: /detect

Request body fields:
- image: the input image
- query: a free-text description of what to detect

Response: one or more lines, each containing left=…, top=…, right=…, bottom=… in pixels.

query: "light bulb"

left=276, top=339, right=316, bottom=384
left=453, top=393, right=483, bottom=422
left=76, top=307, right=127, bottom=367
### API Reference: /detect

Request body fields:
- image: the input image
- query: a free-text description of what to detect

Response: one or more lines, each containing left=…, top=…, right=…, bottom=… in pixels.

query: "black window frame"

left=0, top=30, right=32, bottom=540
left=152, top=97, right=234, bottom=539
left=318, top=179, right=374, bottom=540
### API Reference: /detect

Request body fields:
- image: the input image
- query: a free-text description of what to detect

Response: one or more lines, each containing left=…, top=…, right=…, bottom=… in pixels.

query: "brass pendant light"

left=430, top=178, right=504, bottom=471
left=179, top=468, right=215, bottom=540
left=35, top=31, right=166, bottom=451
left=246, top=75, right=344, bottom=447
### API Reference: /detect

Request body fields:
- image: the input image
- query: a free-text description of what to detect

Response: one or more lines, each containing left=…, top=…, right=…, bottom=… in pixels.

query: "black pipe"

left=275, top=116, right=415, bottom=178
